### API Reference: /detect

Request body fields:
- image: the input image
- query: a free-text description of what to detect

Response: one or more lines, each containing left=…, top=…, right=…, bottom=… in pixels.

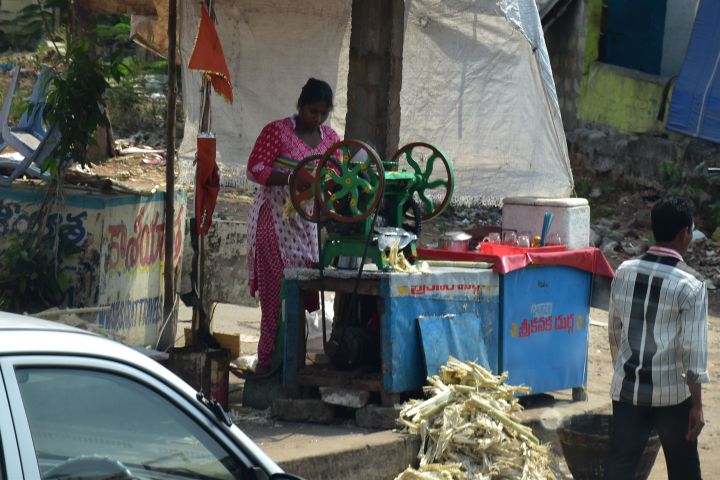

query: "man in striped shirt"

left=605, top=196, right=709, bottom=480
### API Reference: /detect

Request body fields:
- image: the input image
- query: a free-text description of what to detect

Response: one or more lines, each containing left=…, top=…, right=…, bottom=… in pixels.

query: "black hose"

left=403, top=198, right=423, bottom=238
left=318, top=201, right=329, bottom=350
left=325, top=205, right=381, bottom=360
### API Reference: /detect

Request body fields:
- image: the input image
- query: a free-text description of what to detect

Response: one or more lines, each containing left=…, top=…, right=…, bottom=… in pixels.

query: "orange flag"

left=188, top=4, right=233, bottom=103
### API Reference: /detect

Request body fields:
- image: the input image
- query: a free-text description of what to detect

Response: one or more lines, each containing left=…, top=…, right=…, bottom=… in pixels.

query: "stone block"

left=319, top=387, right=370, bottom=409
left=355, top=404, right=402, bottom=430
left=590, top=155, right=614, bottom=173
left=272, top=398, right=336, bottom=424
left=243, top=374, right=287, bottom=410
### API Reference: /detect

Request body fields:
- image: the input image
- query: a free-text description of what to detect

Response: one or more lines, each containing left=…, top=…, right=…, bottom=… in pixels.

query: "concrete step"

left=235, top=416, right=419, bottom=480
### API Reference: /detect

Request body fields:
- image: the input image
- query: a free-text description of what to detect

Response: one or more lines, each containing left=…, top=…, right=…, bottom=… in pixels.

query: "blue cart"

left=281, top=264, right=590, bottom=398
left=500, top=265, right=591, bottom=399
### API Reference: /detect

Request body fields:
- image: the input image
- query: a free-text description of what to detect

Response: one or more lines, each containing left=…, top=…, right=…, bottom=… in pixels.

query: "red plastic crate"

left=476, top=243, right=524, bottom=255
left=476, top=243, right=566, bottom=255
left=417, top=243, right=566, bottom=263
left=417, top=247, right=489, bottom=262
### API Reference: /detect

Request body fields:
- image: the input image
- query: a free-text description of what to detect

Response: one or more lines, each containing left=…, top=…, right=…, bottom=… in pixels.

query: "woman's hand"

left=267, top=170, right=291, bottom=187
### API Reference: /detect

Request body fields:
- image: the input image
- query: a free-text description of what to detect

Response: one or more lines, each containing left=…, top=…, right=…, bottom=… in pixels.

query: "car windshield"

left=15, top=367, right=250, bottom=480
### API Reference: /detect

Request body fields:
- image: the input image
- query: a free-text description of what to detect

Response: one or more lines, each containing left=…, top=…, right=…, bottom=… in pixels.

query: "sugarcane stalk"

left=395, top=358, right=556, bottom=480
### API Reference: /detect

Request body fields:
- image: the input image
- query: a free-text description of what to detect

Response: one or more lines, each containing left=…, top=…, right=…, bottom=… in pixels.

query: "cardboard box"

left=184, top=328, right=241, bottom=359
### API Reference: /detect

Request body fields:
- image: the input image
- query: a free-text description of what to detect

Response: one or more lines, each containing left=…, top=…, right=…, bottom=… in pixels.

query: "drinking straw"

left=540, top=211, right=554, bottom=247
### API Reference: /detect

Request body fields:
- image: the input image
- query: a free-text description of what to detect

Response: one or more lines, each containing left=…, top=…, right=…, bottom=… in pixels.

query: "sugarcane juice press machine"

left=289, top=140, right=454, bottom=268
left=285, top=140, right=455, bottom=373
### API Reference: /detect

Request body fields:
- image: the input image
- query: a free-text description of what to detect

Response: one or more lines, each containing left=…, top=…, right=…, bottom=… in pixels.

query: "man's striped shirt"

left=609, top=246, right=709, bottom=406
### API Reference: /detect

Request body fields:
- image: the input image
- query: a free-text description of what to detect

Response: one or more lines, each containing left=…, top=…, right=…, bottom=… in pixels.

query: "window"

left=15, top=368, right=250, bottom=480
left=599, top=0, right=699, bottom=77
left=600, top=0, right=667, bottom=75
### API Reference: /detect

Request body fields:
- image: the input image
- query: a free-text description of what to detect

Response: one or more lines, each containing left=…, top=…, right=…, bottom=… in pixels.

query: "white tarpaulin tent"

left=399, top=0, right=573, bottom=203
left=177, top=0, right=352, bottom=185
left=177, top=0, right=573, bottom=203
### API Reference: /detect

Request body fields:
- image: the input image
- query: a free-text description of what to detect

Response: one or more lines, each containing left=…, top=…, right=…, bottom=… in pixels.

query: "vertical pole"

left=163, top=0, right=178, bottom=339
left=345, top=0, right=405, bottom=160
left=192, top=0, right=214, bottom=347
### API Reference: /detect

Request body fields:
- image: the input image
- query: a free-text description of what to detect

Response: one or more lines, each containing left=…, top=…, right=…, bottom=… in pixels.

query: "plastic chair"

left=0, top=123, right=58, bottom=185
left=2, top=65, right=52, bottom=158
left=0, top=65, right=21, bottom=154
left=0, top=66, right=58, bottom=185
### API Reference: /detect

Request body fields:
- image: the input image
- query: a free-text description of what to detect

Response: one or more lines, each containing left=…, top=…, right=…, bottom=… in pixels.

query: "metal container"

left=336, top=256, right=361, bottom=269
left=558, top=414, right=660, bottom=480
left=440, top=231, right=472, bottom=251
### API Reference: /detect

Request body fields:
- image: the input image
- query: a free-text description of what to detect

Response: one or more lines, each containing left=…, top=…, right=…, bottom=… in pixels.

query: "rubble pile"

left=395, top=357, right=556, bottom=480
left=590, top=208, right=720, bottom=292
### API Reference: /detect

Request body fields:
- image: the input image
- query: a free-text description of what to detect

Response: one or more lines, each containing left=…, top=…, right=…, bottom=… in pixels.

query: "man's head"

left=651, top=196, right=694, bottom=254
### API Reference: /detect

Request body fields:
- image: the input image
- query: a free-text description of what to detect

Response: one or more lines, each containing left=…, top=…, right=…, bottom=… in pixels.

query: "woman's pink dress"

left=246, top=117, right=340, bottom=368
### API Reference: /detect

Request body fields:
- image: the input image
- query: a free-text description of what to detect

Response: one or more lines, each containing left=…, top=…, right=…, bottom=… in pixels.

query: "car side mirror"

left=269, top=474, right=306, bottom=480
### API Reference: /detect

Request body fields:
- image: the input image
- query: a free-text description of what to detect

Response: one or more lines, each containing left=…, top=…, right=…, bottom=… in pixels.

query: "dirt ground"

left=587, top=308, right=720, bottom=479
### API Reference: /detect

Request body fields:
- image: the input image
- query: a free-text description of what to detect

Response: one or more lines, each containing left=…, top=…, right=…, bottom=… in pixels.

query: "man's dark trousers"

left=604, top=399, right=701, bottom=480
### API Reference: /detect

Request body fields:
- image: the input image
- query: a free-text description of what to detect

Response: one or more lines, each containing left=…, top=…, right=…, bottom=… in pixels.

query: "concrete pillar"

left=544, top=0, right=588, bottom=131
left=345, top=0, right=405, bottom=161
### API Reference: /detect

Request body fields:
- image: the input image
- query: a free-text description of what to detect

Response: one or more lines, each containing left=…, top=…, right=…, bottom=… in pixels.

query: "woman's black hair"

left=651, top=196, right=694, bottom=242
left=297, top=78, right=334, bottom=109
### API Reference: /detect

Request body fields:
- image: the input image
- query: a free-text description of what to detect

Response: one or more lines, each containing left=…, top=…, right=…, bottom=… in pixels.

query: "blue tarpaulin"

left=418, top=313, right=492, bottom=377
left=666, top=0, right=720, bottom=143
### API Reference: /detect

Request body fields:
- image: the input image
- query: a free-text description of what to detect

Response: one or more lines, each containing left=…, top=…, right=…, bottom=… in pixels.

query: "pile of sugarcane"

left=395, top=357, right=556, bottom=480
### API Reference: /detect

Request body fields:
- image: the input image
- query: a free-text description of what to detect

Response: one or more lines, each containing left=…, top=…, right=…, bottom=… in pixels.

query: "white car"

left=0, top=313, right=303, bottom=480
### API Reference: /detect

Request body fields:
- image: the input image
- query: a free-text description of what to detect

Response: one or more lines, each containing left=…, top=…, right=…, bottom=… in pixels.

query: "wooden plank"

left=296, top=367, right=382, bottom=392
left=299, top=279, right=380, bottom=296
left=79, top=0, right=158, bottom=16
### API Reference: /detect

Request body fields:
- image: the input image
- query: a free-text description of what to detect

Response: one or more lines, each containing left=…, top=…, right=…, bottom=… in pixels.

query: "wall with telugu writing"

left=98, top=191, right=186, bottom=346
left=0, top=192, right=100, bottom=307
left=103, top=205, right=184, bottom=273
left=0, top=185, right=187, bottom=346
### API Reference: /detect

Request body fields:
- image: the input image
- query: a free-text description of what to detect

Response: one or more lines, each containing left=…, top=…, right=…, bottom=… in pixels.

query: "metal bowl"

left=440, top=231, right=472, bottom=251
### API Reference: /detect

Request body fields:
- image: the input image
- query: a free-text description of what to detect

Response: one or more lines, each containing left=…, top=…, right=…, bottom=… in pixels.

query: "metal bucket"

left=167, top=346, right=230, bottom=409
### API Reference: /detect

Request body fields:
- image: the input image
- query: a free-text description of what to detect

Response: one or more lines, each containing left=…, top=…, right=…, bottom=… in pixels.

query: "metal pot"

left=440, top=231, right=472, bottom=251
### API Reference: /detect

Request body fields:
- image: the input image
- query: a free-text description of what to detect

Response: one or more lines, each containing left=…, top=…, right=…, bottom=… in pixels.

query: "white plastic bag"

left=305, top=293, right=335, bottom=352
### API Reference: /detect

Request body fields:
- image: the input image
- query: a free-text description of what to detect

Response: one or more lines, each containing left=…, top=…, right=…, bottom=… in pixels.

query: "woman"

left=246, top=78, right=340, bottom=373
